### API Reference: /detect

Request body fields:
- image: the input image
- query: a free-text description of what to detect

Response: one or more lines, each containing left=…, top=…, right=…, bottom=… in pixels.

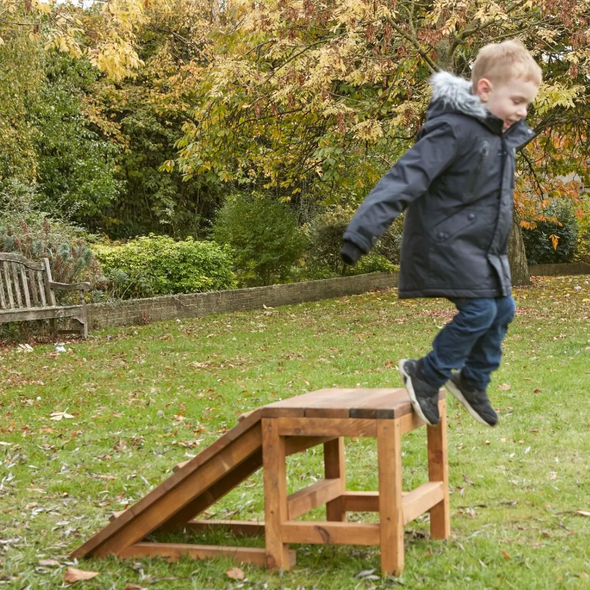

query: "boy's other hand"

left=340, top=241, right=363, bottom=265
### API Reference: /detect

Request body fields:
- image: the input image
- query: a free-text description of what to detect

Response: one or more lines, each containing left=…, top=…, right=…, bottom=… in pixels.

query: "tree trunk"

left=508, top=216, right=530, bottom=286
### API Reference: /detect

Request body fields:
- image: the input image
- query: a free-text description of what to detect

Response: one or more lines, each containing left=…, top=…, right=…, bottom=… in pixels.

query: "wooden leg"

left=377, top=419, right=404, bottom=576
left=427, top=398, right=450, bottom=539
left=50, top=318, right=57, bottom=339
left=324, top=437, right=346, bottom=522
left=262, top=418, right=290, bottom=570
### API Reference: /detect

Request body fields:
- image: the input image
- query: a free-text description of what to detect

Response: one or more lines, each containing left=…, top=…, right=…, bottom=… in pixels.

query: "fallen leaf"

left=50, top=410, right=74, bottom=421
left=577, top=510, right=590, bottom=517
left=63, top=567, right=99, bottom=584
left=226, top=567, right=244, bottom=580
left=501, top=550, right=512, bottom=560
left=498, top=383, right=511, bottom=391
left=122, top=584, right=145, bottom=590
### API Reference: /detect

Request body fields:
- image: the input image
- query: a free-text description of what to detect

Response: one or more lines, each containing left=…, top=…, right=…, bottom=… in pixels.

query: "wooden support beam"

left=262, top=418, right=290, bottom=571
left=276, top=417, right=377, bottom=438
left=340, top=491, right=380, bottom=513
left=427, top=399, right=450, bottom=539
left=402, top=482, right=444, bottom=526
left=118, top=542, right=296, bottom=568
left=184, top=519, right=265, bottom=537
left=377, top=419, right=404, bottom=576
left=324, top=437, right=346, bottom=522
left=280, top=521, right=380, bottom=546
left=287, top=478, right=342, bottom=520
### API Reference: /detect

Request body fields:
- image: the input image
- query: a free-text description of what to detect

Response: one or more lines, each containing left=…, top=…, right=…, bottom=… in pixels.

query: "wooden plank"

left=172, top=435, right=335, bottom=473
left=262, top=418, right=290, bottom=570
left=324, top=438, right=346, bottom=522
left=71, top=422, right=262, bottom=559
left=0, top=252, right=44, bottom=270
left=19, top=265, right=31, bottom=308
left=285, top=436, right=335, bottom=455
left=27, top=269, right=39, bottom=307
left=340, top=491, right=380, bottom=513
left=280, top=522, right=380, bottom=546
left=261, top=389, right=355, bottom=418
left=2, top=263, right=14, bottom=309
left=349, top=388, right=413, bottom=420
left=159, top=450, right=262, bottom=531
left=427, top=399, right=450, bottom=539
left=0, top=269, right=6, bottom=309
left=0, top=306, right=84, bottom=323
left=399, top=409, right=426, bottom=435
left=287, top=478, right=342, bottom=520
left=43, top=259, right=57, bottom=306
left=118, top=542, right=296, bottom=567
left=10, top=263, right=23, bottom=308
left=184, top=519, right=265, bottom=537
left=402, top=482, right=444, bottom=525
left=275, top=417, right=377, bottom=438
left=377, top=419, right=404, bottom=576
left=304, top=389, right=374, bottom=419
left=36, top=271, right=46, bottom=306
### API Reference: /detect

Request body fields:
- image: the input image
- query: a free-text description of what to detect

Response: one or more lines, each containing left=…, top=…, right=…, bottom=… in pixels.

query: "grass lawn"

left=1, top=275, right=590, bottom=590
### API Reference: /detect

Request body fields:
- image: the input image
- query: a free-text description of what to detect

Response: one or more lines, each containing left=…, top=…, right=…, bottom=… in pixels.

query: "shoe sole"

left=398, top=359, right=437, bottom=427
left=445, top=378, right=495, bottom=427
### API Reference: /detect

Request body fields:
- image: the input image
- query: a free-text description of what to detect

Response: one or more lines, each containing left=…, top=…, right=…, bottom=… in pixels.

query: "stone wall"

left=528, top=262, right=590, bottom=277
left=88, top=271, right=400, bottom=330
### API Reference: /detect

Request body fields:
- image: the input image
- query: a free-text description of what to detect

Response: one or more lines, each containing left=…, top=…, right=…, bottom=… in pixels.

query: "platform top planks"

left=261, top=388, right=445, bottom=420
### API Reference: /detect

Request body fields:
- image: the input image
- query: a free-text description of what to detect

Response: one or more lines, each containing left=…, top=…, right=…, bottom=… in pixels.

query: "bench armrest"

left=48, top=281, right=92, bottom=292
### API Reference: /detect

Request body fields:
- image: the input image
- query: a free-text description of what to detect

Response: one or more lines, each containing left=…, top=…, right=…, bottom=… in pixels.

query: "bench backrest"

left=0, top=253, right=57, bottom=311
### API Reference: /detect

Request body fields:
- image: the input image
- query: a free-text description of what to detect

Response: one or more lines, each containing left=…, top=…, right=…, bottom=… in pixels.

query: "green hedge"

left=94, top=235, right=236, bottom=299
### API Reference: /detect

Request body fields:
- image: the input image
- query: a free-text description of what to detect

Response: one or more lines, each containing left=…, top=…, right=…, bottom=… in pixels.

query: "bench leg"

left=262, top=418, right=290, bottom=570
left=324, top=437, right=346, bottom=522
left=427, top=399, right=450, bottom=539
left=377, top=419, right=404, bottom=576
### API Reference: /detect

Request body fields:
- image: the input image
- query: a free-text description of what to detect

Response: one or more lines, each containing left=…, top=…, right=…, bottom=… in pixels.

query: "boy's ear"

left=476, top=78, right=493, bottom=102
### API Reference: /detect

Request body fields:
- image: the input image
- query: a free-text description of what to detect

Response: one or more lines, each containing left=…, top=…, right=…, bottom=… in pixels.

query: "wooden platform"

left=72, top=388, right=449, bottom=576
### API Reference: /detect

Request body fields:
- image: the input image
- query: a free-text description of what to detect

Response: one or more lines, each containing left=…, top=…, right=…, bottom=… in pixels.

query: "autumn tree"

left=174, top=0, right=590, bottom=282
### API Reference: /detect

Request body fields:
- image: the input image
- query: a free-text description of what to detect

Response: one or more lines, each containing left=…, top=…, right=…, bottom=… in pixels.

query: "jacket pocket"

left=431, top=209, right=478, bottom=243
left=464, top=140, right=490, bottom=196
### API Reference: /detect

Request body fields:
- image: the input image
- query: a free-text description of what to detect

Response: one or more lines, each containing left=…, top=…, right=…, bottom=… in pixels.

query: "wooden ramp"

left=71, top=405, right=332, bottom=565
left=72, top=388, right=450, bottom=576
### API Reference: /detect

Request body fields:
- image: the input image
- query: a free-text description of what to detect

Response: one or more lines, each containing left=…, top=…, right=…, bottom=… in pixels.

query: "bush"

left=213, top=194, right=306, bottom=286
left=522, top=200, right=579, bottom=265
left=303, top=206, right=401, bottom=278
left=94, top=235, right=236, bottom=299
left=0, top=179, right=102, bottom=290
left=573, top=197, right=590, bottom=264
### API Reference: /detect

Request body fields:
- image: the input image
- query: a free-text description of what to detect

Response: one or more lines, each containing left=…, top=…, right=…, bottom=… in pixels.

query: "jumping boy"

left=340, top=40, right=542, bottom=427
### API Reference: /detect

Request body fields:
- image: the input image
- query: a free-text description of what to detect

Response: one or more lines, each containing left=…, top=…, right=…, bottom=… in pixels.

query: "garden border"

left=88, top=271, right=400, bottom=330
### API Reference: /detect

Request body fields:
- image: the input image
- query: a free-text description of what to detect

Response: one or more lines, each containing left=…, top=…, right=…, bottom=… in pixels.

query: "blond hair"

left=472, top=40, right=542, bottom=91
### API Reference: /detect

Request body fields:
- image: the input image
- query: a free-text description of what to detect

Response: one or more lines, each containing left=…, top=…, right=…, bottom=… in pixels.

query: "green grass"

left=1, top=275, right=590, bottom=589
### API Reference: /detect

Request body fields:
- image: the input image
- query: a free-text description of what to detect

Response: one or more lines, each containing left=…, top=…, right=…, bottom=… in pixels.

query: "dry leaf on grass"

left=577, top=510, right=590, bottom=517
left=63, top=567, right=99, bottom=584
left=38, top=559, right=60, bottom=567
left=121, top=584, right=146, bottom=590
left=226, top=567, right=245, bottom=580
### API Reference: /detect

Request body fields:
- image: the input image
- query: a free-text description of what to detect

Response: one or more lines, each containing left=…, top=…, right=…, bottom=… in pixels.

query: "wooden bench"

left=0, top=253, right=91, bottom=338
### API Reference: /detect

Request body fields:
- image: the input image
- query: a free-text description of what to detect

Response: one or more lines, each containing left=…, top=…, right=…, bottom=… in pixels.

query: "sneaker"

left=398, top=359, right=440, bottom=426
left=445, top=372, right=498, bottom=427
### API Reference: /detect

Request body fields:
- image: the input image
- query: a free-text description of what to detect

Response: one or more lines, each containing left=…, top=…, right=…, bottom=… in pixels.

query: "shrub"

left=213, top=194, right=306, bottom=286
left=522, top=200, right=579, bottom=265
left=303, top=206, right=401, bottom=278
left=0, top=179, right=102, bottom=290
left=94, top=235, right=236, bottom=299
left=573, top=196, right=590, bottom=264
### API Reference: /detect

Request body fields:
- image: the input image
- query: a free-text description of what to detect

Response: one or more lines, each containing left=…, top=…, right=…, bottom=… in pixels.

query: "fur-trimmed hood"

left=428, top=71, right=488, bottom=120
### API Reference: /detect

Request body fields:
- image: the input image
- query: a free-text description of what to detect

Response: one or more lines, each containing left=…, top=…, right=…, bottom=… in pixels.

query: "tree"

left=174, top=0, right=590, bottom=282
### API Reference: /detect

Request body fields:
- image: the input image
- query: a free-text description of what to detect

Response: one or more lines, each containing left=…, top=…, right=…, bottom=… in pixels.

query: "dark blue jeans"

left=420, top=295, right=516, bottom=390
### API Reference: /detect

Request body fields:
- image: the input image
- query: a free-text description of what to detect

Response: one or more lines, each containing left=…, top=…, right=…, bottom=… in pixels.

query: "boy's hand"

left=340, top=241, right=363, bottom=265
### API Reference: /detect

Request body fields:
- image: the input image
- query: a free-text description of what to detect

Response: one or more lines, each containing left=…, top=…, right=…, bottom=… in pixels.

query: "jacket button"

left=468, top=213, right=475, bottom=220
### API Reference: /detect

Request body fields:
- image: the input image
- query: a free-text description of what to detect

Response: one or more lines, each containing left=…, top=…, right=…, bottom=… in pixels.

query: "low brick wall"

left=88, top=271, right=399, bottom=330
left=529, top=262, right=590, bottom=277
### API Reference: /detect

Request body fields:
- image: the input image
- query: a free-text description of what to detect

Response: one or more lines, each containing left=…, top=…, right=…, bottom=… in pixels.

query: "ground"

left=1, top=275, right=589, bottom=589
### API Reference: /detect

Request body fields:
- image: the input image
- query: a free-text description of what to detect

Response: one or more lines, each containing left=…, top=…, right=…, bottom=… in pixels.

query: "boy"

left=340, top=40, right=542, bottom=427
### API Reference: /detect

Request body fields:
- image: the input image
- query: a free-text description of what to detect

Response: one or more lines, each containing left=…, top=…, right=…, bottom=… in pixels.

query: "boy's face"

left=476, top=77, right=539, bottom=131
